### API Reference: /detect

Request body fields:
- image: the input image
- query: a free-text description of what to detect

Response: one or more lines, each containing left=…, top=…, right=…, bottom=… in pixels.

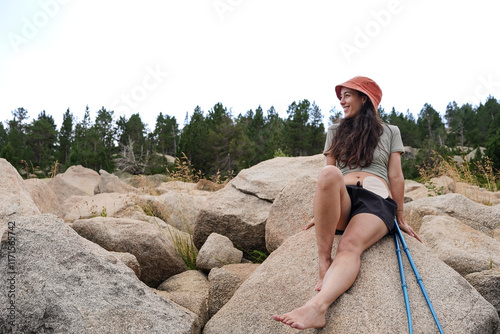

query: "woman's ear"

left=362, top=96, right=367, bottom=105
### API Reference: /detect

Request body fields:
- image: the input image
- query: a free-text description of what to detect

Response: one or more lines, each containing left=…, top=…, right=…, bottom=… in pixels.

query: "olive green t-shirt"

left=323, top=123, right=404, bottom=186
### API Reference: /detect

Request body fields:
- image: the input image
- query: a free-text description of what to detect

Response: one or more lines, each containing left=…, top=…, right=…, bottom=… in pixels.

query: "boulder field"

left=1, top=156, right=499, bottom=333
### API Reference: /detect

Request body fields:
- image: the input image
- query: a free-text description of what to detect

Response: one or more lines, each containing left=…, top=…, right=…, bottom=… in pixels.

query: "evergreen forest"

left=1, top=96, right=500, bottom=182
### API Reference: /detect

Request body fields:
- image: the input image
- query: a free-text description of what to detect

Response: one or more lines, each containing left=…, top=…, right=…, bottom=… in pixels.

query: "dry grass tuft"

left=166, top=152, right=232, bottom=188
left=418, top=151, right=499, bottom=205
left=166, top=153, right=203, bottom=183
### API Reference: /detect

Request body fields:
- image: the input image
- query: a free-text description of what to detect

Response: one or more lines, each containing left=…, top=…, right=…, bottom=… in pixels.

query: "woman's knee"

left=317, top=166, right=343, bottom=190
left=337, top=236, right=362, bottom=256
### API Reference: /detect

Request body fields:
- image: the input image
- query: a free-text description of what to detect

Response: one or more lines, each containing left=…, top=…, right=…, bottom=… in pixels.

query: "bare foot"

left=315, top=257, right=333, bottom=291
left=273, top=302, right=327, bottom=330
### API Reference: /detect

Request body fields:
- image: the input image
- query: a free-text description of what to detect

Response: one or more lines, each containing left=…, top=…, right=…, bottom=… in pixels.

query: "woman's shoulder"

left=328, top=123, right=340, bottom=130
left=327, top=122, right=340, bottom=134
left=381, top=123, right=401, bottom=134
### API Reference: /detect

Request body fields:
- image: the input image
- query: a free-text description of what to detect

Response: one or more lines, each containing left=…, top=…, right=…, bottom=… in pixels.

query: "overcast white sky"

left=1, top=0, right=499, bottom=132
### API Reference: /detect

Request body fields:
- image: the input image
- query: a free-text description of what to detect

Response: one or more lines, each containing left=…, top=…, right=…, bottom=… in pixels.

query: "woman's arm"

left=388, top=152, right=422, bottom=242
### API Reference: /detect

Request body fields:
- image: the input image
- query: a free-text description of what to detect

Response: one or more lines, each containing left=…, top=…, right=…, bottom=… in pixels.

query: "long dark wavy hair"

left=326, top=92, right=383, bottom=169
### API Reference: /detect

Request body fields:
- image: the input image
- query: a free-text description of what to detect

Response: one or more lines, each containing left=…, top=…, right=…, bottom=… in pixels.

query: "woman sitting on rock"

left=273, top=76, right=422, bottom=330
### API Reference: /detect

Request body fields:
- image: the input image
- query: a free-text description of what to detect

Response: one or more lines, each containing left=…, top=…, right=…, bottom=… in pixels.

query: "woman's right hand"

left=303, top=218, right=315, bottom=230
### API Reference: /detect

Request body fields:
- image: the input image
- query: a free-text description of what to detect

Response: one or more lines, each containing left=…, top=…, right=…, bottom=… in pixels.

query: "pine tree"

left=89, top=107, right=115, bottom=171
left=25, top=110, right=58, bottom=170
left=264, top=106, right=284, bottom=158
left=308, top=102, right=326, bottom=155
left=417, top=103, right=445, bottom=146
left=5, top=108, right=30, bottom=168
left=68, top=106, right=92, bottom=168
left=58, top=108, right=74, bottom=165
left=0, top=142, right=15, bottom=164
left=284, top=100, right=313, bottom=156
left=177, top=106, right=210, bottom=171
left=444, top=102, right=464, bottom=147
left=118, top=113, right=146, bottom=154
left=0, top=122, right=7, bottom=153
left=153, top=112, right=179, bottom=156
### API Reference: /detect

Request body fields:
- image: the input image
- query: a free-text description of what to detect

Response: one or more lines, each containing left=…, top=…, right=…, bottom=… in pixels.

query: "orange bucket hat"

left=335, top=76, right=382, bottom=112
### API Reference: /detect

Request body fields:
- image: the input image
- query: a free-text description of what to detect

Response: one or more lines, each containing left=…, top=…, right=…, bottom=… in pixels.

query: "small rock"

left=196, top=233, right=243, bottom=272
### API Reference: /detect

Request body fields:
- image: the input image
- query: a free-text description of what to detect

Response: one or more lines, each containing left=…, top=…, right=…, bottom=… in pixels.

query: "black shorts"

left=336, top=184, right=397, bottom=235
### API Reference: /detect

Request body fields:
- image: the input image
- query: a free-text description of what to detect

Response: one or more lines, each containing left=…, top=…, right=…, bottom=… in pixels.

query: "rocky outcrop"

left=203, top=229, right=500, bottom=334
left=70, top=217, right=186, bottom=287
left=196, top=233, right=243, bottom=272
left=23, top=178, right=61, bottom=216
left=63, top=192, right=137, bottom=221
left=265, top=174, right=316, bottom=252
left=465, top=269, right=500, bottom=315
left=4, top=154, right=500, bottom=333
left=404, top=193, right=500, bottom=235
left=230, top=154, right=325, bottom=202
left=419, top=215, right=500, bottom=276
left=193, top=154, right=324, bottom=252
left=193, top=184, right=271, bottom=252
left=52, top=165, right=100, bottom=203
left=156, top=180, right=198, bottom=194
left=455, top=182, right=500, bottom=206
left=0, top=158, right=40, bottom=220
left=158, top=270, right=210, bottom=299
left=208, top=263, right=259, bottom=318
left=404, top=175, right=456, bottom=201
left=94, top=169, right=137, bottom=194
left=139, top=191, right=209, bottom=232
left=156, top=270, right=210, bottom=330
left=196, top=179, right=225, bottom=192
left=0, top=214, right=198, bottom=334
left=109, top=251, right=142, bottom=279
left=404, top=175, right=500, bottom=206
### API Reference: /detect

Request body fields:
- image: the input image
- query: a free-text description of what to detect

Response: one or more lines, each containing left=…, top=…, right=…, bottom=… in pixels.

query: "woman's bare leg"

left=273, top=214, right=388, bottom=330
left=312, top=166, right=351, bottom=291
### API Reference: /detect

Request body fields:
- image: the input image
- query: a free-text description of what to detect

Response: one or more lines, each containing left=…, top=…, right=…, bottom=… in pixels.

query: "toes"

left=273, top=315, right=285, bottom=322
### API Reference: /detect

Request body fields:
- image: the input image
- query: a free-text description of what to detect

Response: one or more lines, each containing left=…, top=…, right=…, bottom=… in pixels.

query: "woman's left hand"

left=396, top=213, right=422, bottom=243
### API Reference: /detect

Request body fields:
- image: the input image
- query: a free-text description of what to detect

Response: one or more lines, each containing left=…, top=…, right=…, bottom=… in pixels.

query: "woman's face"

left=340, top=87, right=367, bottom=119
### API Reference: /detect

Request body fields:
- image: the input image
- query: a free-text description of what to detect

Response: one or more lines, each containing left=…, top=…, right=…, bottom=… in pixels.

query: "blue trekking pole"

left=394, top=229, right=412, bottom=333
left=394, top=220, right=444, bottom=334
